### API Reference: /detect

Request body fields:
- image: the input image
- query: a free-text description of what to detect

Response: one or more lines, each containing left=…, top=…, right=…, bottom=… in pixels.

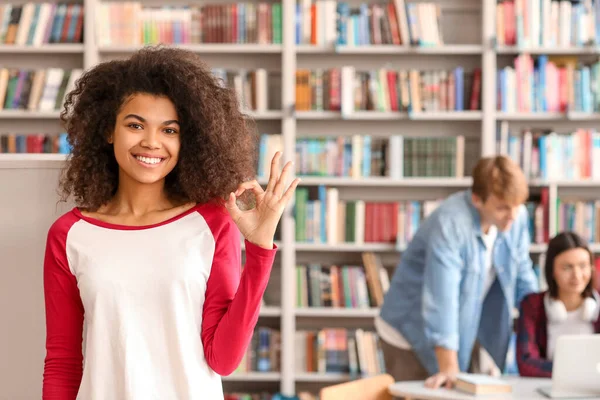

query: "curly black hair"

left=59, top=45, right=258, bottom=211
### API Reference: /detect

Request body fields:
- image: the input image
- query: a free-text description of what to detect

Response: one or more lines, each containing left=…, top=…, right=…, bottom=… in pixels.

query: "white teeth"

left=135, top=155, right=163, bottom=165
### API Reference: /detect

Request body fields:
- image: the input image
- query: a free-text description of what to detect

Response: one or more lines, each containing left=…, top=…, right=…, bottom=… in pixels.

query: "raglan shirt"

left=42, top=203, right=277, bottom=400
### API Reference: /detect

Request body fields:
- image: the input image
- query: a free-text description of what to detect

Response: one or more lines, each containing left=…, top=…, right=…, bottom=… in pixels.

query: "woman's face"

left=553, top=248, right=593, bottom=296
left=110, top=93, right=181, bottom=185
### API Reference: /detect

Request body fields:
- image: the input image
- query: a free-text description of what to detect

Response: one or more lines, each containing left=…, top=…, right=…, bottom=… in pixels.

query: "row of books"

left=0, top=133, right=69, bottom=154
left=294, top=187, right=549, bottom=246
left=0, top=68, right=82, bottom=112
left=294, top=190, right=405, bottom=244
left=497, top=55, right=600, bottom=113
left=228, top=328, right=388, bottom=378
left=497, top=124, right=600, bottom=180
left=556, top=199, right=600, bottom=244
left=234, top=327, right=280, bottom=374
left=97, top=2, right=282, bottom=46
left=0, top=3, right=82, bottom=45
left=295, top=329, right=385, bottom=376
left=296, top=254, right=390, bottom=309
left=336, top=1, right=441, bottom=47
left=495, top=0, right=600, bottom=48
left=296, top=67, right=481, bottom=113
left=258, top=134, right=465, bottom=179
left=294, top=0, right=435, bottom=47
left=10, top=1, right=599, bottom=50
left=212, top=68, right=269, bottom=112
left=294, top=190, right=435, bottom=245
left=527, top=190, right=550, bottom=245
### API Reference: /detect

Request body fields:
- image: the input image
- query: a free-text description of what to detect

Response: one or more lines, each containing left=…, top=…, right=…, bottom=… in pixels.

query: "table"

left=389, top=377, right=600, bottom=400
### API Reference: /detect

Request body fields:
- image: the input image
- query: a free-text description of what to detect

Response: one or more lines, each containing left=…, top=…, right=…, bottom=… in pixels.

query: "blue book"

left=258, top=134, right=268, bottom=177
left=26, top=4, right=41, bottom=45
left=582, top=66, right=592, bottom=113
left=352, top=14, right=359, bottom=46
left=58, top=133, right=71, bottom=154
left=454, top=67, right=464, bottom=111
left=538, top=55, right=548, bottom=112
left=539, top=136, right=547, bottom=179
left=240, top=3, right=246, bottom=43
left=67, top=4, right=81, bottom=43
left=359, top=4, right=369, bottom=45
left=318, top=185, right=326, bottom=243
left=295, top=3, right=301, bottom=45
left=51, top=4, right=67, bottom=43
left=336, top=3, right=349, bottom=46
left=16, top=135, right=26, bottom=153
left=362, top=135, right=371, bottom=177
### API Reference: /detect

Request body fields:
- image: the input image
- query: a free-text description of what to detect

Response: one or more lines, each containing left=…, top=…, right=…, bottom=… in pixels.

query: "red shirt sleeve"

left=42, top=213, right=84, bottom=399
left=199, top=203, right=277, bottom=375
left=516, top=293, right=552, bottom=378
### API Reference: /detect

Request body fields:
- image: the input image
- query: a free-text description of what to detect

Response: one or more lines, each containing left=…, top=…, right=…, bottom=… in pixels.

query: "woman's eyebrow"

left=123, top=114, right=179, bottom=126
left=124, top=113, right=146, bottom=122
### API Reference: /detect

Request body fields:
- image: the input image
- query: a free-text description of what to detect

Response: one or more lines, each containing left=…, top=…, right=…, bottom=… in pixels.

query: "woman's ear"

left=107, top=135, right=113, bottom=144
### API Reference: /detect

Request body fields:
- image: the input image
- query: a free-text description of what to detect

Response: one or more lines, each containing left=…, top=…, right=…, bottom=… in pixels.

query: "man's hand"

left=424, top=371, right=457, bottom=389
left=425, top=346, right=460, bottom=389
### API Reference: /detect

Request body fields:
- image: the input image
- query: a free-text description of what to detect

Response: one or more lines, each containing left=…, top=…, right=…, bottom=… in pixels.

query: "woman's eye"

left=128, top=123, right=142, bottom=130
left=164, top=128, right=178, bottom=135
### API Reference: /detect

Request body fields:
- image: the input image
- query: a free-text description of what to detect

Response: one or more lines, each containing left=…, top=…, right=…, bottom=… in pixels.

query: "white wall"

left=0, top=165, right=72, bottom=400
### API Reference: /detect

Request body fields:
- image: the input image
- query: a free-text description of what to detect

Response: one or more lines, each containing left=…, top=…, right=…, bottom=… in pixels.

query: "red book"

left=73, top=6, right=85, bottom=43
left=387, top=71, right=399, bottom=111
left=232, top=4, right=238, bottom=44
left=60, top=4, right=73, bottom=43
left=365, top=203, right=373, bottom=242
left=387, top=3, right=401, bottom=45
left=310, top=4, right=316, bottom=45
left=470, top=68, right=482, bottom=110
left=391, top=202, right=399, bottom=243
left=504, top=1, right=516, bottom=46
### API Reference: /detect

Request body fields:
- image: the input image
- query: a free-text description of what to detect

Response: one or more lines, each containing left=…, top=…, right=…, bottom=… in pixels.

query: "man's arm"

left=423, top=216, right=463, bottom=387
left=434, top=347, right=459, bottom=373
left=514, top=206, right=539, bottom=307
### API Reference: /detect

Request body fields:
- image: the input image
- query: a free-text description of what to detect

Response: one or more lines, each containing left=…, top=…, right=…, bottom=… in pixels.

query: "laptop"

left=538, top=334, right=600, bottom=398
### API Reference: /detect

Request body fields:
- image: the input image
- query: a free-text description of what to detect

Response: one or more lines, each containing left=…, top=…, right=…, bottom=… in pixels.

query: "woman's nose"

left=140, top=129, right=160, bottom=149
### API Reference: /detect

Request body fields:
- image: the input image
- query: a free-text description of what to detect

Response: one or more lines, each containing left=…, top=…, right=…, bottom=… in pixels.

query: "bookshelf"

left=3, top=0, right=600, bottom=398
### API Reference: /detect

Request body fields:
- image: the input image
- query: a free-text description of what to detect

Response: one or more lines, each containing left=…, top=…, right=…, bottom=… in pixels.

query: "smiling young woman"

left=42, top=46, right=299, bottom=400
left=516, top=232, right=600, bottom=377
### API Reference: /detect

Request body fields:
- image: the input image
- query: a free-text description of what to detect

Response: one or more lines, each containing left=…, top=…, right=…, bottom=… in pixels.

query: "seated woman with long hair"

left=516, top=231, right=600, bottom=377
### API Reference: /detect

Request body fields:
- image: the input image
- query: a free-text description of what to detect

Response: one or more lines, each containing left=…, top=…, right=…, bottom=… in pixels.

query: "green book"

left=54, top=70, right=71, bottom=110
left=271, top=3, right=282, bottom=44
left=345, top=201, right=356, bottom=242
left=4, top=69, right=18, bottom=110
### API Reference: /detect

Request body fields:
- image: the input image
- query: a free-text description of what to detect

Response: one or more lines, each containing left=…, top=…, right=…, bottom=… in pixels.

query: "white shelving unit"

left=222, top=372, right=283, bottom=382
left=0, top=44, right=85, bottom=53
left=0, top=110, right=62, bottom=119
left=295, top=372, right=352, bottom=382
left=495, top=45, right=600, bottom=55
left=295, top=307, right=380, bottom=318
left=2, top=0, right=600, bottom=398
left=98, top=43, right=284, bottom=54
left=296, top=110, right=483, bottom=120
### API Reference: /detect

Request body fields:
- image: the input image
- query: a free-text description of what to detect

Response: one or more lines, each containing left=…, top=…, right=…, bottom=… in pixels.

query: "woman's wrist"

left=246, top=239, right=274, bottom=250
